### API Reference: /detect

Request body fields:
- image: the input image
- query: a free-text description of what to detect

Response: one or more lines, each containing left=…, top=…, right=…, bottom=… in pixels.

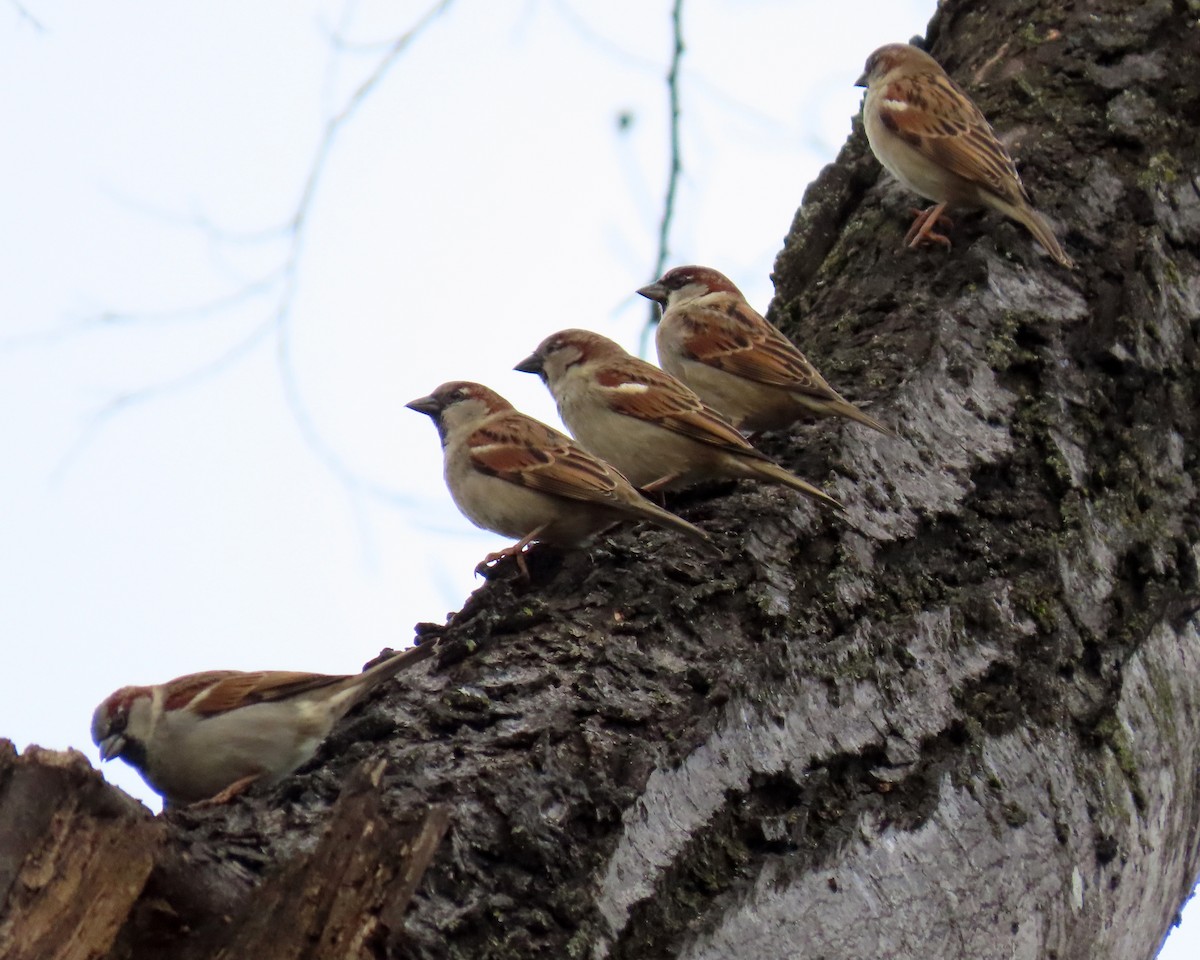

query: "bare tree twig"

left=0, top=250, right=289, bottom=351
left=49, top=319, right=275, bottom=484
left=642, top=0, right=685, bottom=348
left=97, top=186, right=294, bottom=246
left=317, top=0, right=387, bottom=53
left=9, top=0, right=44, bottom=32
left=28, top=0, right=455, bottom=509
left=547, top=0, right=659, bottom=72
left=264, top=0, right=455, bottom=507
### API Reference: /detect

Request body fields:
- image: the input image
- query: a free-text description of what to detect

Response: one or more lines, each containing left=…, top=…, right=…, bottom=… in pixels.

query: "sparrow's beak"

left=636, top=281, right=667, bottom=303
left=854, top=71, right=868, bottom=88
left=97, top=733, right=126, bottom=761
left=514, top=353, right=544, bottom=375
left=405, top=395, right=441, bottom=417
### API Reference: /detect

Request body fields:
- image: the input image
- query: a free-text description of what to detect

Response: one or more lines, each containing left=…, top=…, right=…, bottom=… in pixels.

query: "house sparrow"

left=857, top=42, right=1073, bottom=268
left=406, top=381, right=710, bottom=575
left=516, top=329, right=841, bottom=509
left=91, top=643, right=435, bottom=806
left=639, top=265, right=890, bottom=435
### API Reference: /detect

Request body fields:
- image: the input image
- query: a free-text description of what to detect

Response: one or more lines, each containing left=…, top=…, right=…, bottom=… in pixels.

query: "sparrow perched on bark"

left=639, top=265, right=890, bottom=435
left=516, top=329, right=841, bottom=509
left=91, top=643, right=435, bottom=806
left=406, top=381, right=710, bottom=575
left=857, top=42, right=1073, bottom=268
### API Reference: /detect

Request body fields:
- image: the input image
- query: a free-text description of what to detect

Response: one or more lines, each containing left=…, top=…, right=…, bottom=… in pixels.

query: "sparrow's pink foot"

left=192, top=772, right=261, bottom=807
left=475, top=525, right=546, bottom=580
left=904, top=203, right=953, bottom=249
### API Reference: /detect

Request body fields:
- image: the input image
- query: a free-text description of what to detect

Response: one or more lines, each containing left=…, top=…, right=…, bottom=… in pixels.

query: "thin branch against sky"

left=6, top=0, right=694, bottom=506
left=8, top=0, right=44, bottom=32
left=8, top=0, right=456, bottom=510
left=262, top=0, right=458, bottom=509
left=645, top=0, right=685, bottom=335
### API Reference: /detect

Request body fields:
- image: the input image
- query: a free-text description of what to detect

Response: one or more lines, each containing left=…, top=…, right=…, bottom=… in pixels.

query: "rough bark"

left=0, top=744, right=164, bottom=960
left=4, top=0, right=1200, bottom=957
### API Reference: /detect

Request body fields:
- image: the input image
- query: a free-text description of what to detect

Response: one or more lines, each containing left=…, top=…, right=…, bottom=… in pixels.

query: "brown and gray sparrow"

left=639, top=265, right=890, bottom=435
left=406, top=381, right=710, bottom=574
left=91, top=643, right=434, bottom=806
left=857, top=42, right=1072, bottom=268
left=516, top=329, right=841, bottom=509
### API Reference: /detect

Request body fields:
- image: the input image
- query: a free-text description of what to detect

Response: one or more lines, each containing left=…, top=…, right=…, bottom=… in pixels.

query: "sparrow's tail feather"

left=325, top=641, right=439, bottom=719
left=1011, top=203, right=1074, bottom=269
left=790, top=389, right=893, bottom=436
left=745, top=460, right=843, bottom=510
left=635, top=499, right=717, bottom=550
left=822, top=398, right=893, bottom=436
left=360, top=641, right=439, bottom=688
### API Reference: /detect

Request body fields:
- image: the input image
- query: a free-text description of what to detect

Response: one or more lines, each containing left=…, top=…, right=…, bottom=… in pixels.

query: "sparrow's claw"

left=641, top=471, right=684, bottom=495
left=904, top=203, right=953, bottom=249
left=191, top=772, right=261, bottom=807
left=474, top=548, right=523, bottom=579
left=475, top=525, right=546, bottom=580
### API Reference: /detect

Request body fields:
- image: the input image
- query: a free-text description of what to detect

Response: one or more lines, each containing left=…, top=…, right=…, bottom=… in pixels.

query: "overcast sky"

left=0, top=2, right=1192, bottom=954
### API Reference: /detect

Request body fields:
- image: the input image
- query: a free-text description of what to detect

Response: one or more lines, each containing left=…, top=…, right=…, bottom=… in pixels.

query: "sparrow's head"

left=92, top=685, right=154, bottom=771
left=406, top=381, right=513, bottom=437
left=515, top=329, right=627, bottom=385
left=856, top=42, right=938, bottom=88
left=637, top=265, right=742, bottom=308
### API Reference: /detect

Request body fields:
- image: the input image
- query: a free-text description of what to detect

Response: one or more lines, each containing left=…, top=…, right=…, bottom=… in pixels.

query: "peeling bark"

left=3, top=0, right=1200, bottom=958
left=174, top=765, right=449, bottom=960
left=0, top=744, right=164, bottom=960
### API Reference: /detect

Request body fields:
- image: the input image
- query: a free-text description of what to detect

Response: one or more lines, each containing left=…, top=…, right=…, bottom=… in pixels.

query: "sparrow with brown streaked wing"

left=407, top=381, right=710, bottom=576
left=516, top=329, right=842, bottom=509
left=639, top=265, right=891, bottom=435
left=91, top=643, right=436, bottom=806
left=857, top=42, right=1073, bottom=268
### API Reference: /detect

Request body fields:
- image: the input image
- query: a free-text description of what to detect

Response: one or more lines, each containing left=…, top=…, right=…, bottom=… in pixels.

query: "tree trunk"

left=4, top=0, right=1200, bottom=957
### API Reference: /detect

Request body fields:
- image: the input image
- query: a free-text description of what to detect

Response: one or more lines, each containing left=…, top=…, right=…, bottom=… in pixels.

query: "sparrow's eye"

left=109, top=705, right=129, bottom=735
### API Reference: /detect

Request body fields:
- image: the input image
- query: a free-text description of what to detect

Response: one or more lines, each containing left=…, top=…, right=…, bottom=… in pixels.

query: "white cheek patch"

left=882, top=97, right=910, bottom=111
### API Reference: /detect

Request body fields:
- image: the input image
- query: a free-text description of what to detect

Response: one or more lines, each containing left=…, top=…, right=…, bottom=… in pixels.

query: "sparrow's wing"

left=594, top=364, right=770, bottom=459
left=468, top=413, right=630, bottom=505
left=878, top=71, right=1027, bottom=206
left=169, top=670, right=347, bottom=716
left=679, top=300, right=844, bottom=400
